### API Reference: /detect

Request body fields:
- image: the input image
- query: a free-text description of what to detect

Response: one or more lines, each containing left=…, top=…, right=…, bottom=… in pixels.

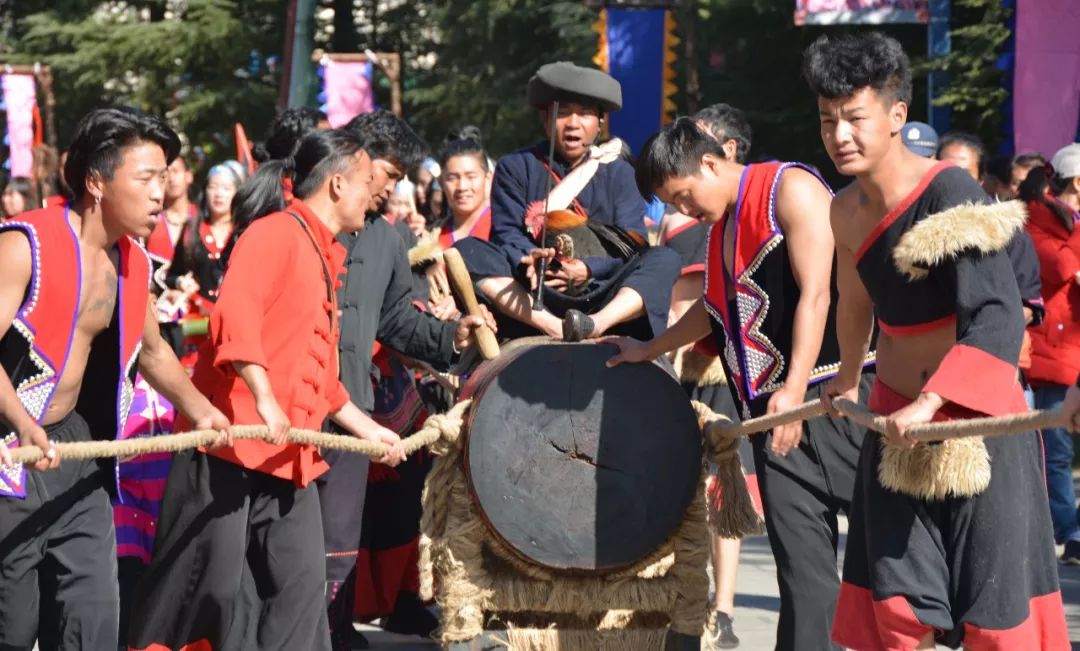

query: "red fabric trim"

left=870, top=377, right=985, bottom=421
left=854, top=161, right=953, bottom=264
left=832, top=582, right=933, bottom=651
left=130, top=641, right=212, bottom=651
left=877, top=314, right=956, bottom=337
left=923, top=344, right=1029, bottom=417
left=354, top=537, right=421, bottom=621
left=663, top=219, right=698, bottom=243
left=43, top=195, right=66, bottom=208
left=680, top=262, right=705, bottom=277
left=962, top=592, right=1069, bottom=650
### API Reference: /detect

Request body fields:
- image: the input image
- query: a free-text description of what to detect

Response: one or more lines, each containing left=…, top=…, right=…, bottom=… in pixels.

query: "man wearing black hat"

left=455, top=61, right=680, bottom=341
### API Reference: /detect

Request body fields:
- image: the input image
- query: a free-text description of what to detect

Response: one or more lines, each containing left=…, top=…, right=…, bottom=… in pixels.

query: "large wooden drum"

left=460, top=341, right=702, bottom=574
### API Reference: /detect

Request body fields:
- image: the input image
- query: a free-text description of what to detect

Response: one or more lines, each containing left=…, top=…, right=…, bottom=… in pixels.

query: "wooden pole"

left=279, top=0, right=298, bottom=109
left=681, top=0, right=700, bottom=115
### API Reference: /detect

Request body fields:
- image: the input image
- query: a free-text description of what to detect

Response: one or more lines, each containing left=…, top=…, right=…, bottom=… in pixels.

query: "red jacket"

left=1026, top=198, right=1080, bottom=386
left=187, top=199, right=349, bottom=486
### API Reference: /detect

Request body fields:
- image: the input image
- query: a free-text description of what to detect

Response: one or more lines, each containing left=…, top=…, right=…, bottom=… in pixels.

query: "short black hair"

left=937, top=131, right=986, bottom=174
left=985, top=154, right=1012, bottom=185
left=440, top=138, right=489, bottom=173
left=693, top=103, right=752, bottom=164
left=344, top=109, right=426, bottom=171
left=447, top=124, right=483, bottom=144
left=802, top=32, right=913, bottom=105
left=253, top=107, right=327, bottom=163
left=635, top=116, right=726, bottom=199
left=63, top=106, right=181, bottom=202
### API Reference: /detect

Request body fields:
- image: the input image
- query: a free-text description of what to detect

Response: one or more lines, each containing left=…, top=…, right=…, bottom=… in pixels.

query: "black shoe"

left=1061, top=540, right=1080, bottom=566
left=382, top=595, right=439, bottom=638
left=353, top=630, right=370, bottom=649
left=705, top=610, right=739, bottom=649
left=561, top=309, right=595, bottom=342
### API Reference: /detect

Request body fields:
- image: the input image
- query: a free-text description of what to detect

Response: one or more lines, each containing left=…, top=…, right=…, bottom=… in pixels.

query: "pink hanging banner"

left=2, top=74, right=37, bottom=178
left=794, top=0, right=928, bottom=25
left=322, top=60, right=374, bottom=128
left=1013, top=0, right=1080, bottom=156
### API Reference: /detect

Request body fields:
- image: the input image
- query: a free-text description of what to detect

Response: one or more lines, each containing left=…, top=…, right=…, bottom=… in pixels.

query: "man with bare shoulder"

left=612, top=117, right=874, bottom=651
left=805, top=32, right=1068, bottom=649
left=0, top=106, right=230, bottom=650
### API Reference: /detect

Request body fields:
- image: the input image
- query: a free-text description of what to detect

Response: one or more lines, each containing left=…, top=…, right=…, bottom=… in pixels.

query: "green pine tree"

left=1, top=0, right=286, bottom=162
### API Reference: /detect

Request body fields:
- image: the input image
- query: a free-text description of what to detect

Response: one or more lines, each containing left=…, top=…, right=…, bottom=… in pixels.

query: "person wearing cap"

left=1019, top=142, right=1080, bottom=565
left=900, top=121, right=939, bottom=158
left=455, top=61, right=680, bottom=341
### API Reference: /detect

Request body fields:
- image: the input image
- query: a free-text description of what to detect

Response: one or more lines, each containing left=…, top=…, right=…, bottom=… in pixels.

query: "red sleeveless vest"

left=703, top=162, right=847, bottom=415
left=0, top=206, right=151, bottom=498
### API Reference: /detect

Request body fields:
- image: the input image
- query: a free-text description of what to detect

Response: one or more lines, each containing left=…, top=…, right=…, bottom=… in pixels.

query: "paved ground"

left=358, top=515, right=1080, bottom=649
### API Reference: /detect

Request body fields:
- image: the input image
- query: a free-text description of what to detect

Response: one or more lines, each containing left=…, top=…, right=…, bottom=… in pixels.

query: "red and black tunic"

left=834, top=163, right=1068, bottom=650
left=0, top=206, right=151, bottom=499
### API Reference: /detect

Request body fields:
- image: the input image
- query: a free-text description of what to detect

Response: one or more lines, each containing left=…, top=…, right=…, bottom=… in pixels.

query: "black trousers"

left=315, top=447, right=370, bottom=651
left=747, top=374, right=872, bottom=651
left=0, top=412, right=119, bottom=651
left=128, top=450, right=330, bottom=651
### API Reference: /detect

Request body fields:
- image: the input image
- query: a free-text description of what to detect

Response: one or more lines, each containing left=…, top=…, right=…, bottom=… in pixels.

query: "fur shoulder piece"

left=892, top=200, right=1027, bottom=280
left=407, top=231, right=443, bottom=268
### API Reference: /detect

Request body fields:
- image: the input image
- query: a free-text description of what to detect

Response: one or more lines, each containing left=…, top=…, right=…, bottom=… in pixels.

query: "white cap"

left=1050, top=143, right=1080, bottom=179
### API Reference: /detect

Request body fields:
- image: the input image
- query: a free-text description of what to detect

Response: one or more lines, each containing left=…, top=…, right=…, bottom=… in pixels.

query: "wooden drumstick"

left=442, top=248, right=501, bottom=360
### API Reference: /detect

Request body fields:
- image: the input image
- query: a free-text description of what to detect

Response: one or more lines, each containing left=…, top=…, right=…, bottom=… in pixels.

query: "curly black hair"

left=253, top=107, right=328, bottom=163
left=344, top=109, right=427, bottom=172
left=802, top=32, right=912, bottom=105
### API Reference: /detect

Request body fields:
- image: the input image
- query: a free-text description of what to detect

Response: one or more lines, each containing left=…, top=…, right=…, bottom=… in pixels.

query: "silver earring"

left=94, top=194, right=101, bottom=207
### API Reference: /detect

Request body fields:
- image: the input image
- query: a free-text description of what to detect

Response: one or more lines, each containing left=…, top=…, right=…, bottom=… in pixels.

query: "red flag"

left=235, top=123, right=256, bottom=174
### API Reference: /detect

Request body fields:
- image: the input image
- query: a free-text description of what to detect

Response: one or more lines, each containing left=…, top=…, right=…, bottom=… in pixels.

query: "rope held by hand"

left=700, top=397, right=1067, bottom=443
left=7, top=399, right=475, bottom=466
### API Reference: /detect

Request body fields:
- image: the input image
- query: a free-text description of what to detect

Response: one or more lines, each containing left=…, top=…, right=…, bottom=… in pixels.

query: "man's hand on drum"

left=604, top=337, right=656, bottom=367
left=454, top=305, right=498, bottom=352
left=545, top=258, right=590, bottom=292
left=520, top=248, right=557, bottom=292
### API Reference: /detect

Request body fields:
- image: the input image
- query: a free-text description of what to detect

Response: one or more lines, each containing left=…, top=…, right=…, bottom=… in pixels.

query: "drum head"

left=463, top=342, right=702, bottom=573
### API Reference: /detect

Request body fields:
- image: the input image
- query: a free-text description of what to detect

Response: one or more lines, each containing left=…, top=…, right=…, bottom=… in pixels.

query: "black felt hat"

left=526, top=61, right=623, bottom=113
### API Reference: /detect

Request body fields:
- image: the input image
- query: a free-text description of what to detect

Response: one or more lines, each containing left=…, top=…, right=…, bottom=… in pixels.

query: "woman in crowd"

left=166, top=160, right=245, bottom=316
left=1020, top=142, right=1080, bottom=565
left=1, top=176, right=35, bottom=219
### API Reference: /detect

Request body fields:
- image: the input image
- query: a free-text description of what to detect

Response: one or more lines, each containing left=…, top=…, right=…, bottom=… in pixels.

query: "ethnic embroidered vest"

left=703, top=162, right=849, bottom=416
left=0, top=206, right=151, bottom=498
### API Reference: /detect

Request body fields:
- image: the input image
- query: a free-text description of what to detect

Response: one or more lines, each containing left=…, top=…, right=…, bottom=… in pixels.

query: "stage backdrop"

left=1013, top=0, right=1080, bottom=155
left=593, top=7, right=679, bottom=155
left=794, top=0, right=928, bottom=25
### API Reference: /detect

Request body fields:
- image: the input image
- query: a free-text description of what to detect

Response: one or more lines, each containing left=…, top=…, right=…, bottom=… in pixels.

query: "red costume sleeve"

left=210, top=220, right=291, bottom=371
left=328, top=379, right=349, bottom=414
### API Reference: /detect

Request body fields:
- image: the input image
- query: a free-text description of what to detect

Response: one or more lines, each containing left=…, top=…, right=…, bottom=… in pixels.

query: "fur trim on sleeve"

left=407, top=232, right=444, bottom=268
left=892, top=200, right=1027, bottom=280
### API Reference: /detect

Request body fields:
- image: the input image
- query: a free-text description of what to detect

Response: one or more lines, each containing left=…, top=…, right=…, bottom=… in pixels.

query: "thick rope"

left=8, top=399, right=473, bottom=466
left=9, top=396, right=1062, bottom=467
left=703, top=397, right=1067, bottom=442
